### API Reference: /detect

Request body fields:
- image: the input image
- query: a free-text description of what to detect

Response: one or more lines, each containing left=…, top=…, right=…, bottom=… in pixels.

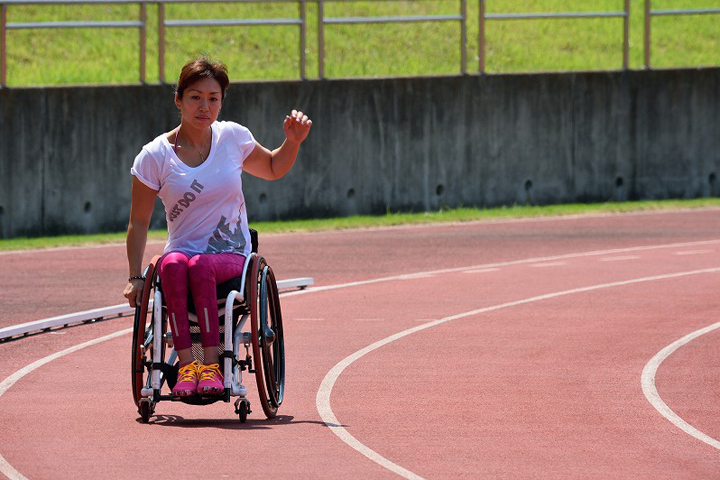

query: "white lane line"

left=462, top=268, right=499, bottom=274
left=283, top=239, right=720, bottom=299
left=0, top=327, right=133, bottom=480
left=316, top=267, right=720, bottom=479
left=673, top=249, right=714, bottom=256
left=599, top=255, right=640, bottom=262
left=397, top=273, right=436, bottom=280
left=641, top=321, right=720, bottom=450
left=530, top=262, right=567, bottom=268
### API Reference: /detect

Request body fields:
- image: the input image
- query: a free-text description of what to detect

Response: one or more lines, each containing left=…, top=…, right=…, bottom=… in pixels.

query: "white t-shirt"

left=131, top=121, right=257, bottom=257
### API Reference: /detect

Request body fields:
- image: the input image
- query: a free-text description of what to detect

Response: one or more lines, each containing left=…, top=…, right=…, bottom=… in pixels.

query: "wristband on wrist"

left=128, top=276, right=144, bottom=282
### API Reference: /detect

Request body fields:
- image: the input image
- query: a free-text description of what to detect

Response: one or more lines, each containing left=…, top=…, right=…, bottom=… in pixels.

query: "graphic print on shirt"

left=204, top=208, right=247, bottom=254
left=168, top=179, right=204, bottom=222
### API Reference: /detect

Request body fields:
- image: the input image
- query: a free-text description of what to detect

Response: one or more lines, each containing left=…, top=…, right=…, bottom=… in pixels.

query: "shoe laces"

left=198, top=363, right=222, bottom=382
left=177, top=361, right=199, bottom=383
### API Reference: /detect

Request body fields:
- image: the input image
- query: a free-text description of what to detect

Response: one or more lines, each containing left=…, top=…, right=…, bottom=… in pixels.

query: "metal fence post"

left=318, top=0, right=324, bottom=79
left=623, top=0, right=629, bottom=69
left=299, top=0, right=306, bottom=80
left=158, top=1, right=165, bottom=82
left=1, top=3, right=6, bottom=87
left=644, top=0, right=651, bottom=68
left=460, top=0, right=466, bottom=75
left=479, top=0, right=485, bottom=74
left=140, top=2, right=146, bottom=83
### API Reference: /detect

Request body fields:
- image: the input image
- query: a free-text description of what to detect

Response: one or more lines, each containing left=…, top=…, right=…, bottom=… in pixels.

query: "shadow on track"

left=138, top=414, right=346, bottom=430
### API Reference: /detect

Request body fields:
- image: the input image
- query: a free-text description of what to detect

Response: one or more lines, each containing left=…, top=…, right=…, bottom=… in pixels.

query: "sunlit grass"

left=3, top=0, right=719, bottom=86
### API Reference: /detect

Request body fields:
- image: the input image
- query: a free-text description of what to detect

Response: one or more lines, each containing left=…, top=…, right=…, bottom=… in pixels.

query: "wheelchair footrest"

left=157, top=391, right=231, bottom=405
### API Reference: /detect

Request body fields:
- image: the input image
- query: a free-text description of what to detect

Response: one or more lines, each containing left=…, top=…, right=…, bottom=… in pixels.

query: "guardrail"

left=1, top=0, right=719, bottom=87
left=1, top=0, right=149, bottom=86
left=479, top=0, right=631, bottom=73
left=643, top=2, right=720, bottom=68
left=318, top=0, right=468, bottom=78
left=157, top=0, right=307, bottom=82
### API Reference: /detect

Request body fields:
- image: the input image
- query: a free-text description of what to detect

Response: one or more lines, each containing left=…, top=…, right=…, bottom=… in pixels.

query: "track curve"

left=1, top=209, right=719, bottom=478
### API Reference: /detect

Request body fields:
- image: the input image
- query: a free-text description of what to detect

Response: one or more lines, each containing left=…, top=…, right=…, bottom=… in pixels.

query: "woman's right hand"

left=123, top=279, right=144, bottom=308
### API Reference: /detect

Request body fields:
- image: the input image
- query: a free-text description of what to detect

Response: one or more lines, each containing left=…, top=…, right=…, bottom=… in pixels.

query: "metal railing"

left=0, top=0, right=309, bottom=86
left=1, top=0, right=720, bottom=87
left=157, top=0, right=307, bottom=82
left=644, top=1, right=720, bottom=68
left=479, top=0, right=631, bottom=73
left=1, top=0, right=149, bottom=86
left=317, top=0, right=467, bottom=78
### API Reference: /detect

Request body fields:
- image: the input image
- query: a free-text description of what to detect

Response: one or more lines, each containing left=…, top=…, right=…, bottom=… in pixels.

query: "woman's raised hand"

left=283, top=110, right=312, bottom=145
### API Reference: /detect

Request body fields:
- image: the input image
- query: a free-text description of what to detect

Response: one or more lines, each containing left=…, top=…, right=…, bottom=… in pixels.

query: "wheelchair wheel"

left=249, top=256, right=285, bottom=418
left=139, top=400, right=153, bottom=423
left=131, top=256, right=163, bottom=415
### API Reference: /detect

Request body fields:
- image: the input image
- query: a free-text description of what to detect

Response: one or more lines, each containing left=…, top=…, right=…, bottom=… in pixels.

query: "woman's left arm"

left=243, top=110, right=313, bottom=180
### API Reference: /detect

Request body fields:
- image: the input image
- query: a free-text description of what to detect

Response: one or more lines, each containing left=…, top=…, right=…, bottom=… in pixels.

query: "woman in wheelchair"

left=123, top=56, right=311, bottom=397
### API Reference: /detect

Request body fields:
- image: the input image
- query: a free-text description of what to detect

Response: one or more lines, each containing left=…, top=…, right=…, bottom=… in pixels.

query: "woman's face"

left=175, top=76, right=223, bottom=129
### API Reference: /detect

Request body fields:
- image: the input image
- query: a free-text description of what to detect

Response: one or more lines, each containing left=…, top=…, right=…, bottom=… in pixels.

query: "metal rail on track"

left=0, top=276, right=314, bottom=341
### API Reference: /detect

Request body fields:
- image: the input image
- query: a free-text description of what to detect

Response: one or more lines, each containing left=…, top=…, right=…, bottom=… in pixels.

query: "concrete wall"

left=1, top=69, right=719, bottom=239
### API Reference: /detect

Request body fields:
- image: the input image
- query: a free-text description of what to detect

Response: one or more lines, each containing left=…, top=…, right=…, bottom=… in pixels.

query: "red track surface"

left=1, top=209, right=719, bottom=479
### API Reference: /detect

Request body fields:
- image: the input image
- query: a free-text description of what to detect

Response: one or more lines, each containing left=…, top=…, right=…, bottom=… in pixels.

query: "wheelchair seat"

left=186, top=276, right=244, bottom=316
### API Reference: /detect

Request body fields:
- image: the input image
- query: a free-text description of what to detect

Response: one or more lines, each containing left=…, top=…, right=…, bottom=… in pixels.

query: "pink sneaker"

left=172, top=361, right=200, bottom=397
left=197, top=363, right=224, bottom=395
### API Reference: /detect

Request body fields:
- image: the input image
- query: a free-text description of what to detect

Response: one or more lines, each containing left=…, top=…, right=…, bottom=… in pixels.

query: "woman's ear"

left=174, top=92, right=181, bottom=110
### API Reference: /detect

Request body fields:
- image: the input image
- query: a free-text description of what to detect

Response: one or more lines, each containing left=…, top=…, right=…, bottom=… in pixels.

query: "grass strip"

left=1, top=198, right=719, bottom=251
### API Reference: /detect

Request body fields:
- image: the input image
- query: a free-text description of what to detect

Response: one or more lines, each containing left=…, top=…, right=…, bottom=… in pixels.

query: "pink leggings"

left=158, top=252, right=246, bottom=352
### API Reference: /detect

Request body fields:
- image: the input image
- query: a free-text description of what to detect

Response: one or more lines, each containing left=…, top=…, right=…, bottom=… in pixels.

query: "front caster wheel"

left=235, top=399, right=251, bottom=423
left=139, top=401, right=153, bottom=423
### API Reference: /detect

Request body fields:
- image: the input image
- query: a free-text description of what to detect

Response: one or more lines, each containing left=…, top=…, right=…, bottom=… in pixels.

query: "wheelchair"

left=131, top=231, right=285, bottom=423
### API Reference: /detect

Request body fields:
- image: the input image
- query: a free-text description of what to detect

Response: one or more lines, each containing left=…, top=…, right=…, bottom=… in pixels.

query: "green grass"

left=3, top=0, right=719, bottom=86
left=2, top=199, right=719, bottom=251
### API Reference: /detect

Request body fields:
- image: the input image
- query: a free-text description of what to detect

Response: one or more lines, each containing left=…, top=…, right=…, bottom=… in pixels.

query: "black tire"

left=250, top=257, right=285, bottom=418
left=131, top=257, right=166, bottom=421
left=139, top=401, right=152, bottom=423
left=131, top=260, right=157, bottom=408
left=238, top=401, right=248, bottom=423
left=261, top=264, right=285, bottom=407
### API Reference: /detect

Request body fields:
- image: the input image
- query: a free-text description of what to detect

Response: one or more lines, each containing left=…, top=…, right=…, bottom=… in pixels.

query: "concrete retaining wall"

left=1, top=69, right=718, bottom=239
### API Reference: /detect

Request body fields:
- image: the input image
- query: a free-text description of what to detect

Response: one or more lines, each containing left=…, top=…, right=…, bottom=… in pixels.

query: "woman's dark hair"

left=175, top=56, right=230, bottom=101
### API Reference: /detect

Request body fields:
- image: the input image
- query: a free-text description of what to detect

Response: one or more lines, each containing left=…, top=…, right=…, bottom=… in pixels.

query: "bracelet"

left=128, top=276, right=144, bottom=282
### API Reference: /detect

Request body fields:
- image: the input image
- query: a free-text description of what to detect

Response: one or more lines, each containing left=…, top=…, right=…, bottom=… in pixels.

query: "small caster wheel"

left=236, top=399, right=250, bottom=423
left=139, top=402, right=152, bottom=423
left=239, top=401, right=249, bottom=423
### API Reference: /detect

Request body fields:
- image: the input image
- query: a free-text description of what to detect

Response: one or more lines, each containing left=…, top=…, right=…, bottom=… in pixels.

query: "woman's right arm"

left=123, top=176, right=159, bottom=307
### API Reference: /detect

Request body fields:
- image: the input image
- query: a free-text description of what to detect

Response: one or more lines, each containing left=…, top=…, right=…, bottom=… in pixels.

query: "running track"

left=1, top=209, right=719, bottom=479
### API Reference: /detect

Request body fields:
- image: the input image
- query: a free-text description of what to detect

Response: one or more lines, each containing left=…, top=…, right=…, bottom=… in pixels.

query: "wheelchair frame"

left=131, top=249, right=285, bottom=423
